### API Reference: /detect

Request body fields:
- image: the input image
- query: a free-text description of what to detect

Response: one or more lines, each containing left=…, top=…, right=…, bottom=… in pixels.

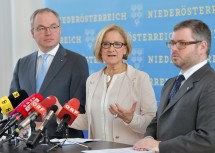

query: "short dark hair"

left=174, top=19, right=211, bottom=56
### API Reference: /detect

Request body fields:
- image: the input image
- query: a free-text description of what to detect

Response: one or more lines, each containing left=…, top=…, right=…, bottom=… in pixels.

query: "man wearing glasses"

left=133, top=19, right=215, bottom=153
left=10, top=8, right=89, bottom=139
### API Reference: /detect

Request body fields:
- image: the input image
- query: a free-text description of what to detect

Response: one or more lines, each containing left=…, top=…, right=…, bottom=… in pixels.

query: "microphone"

left=37, top=105, right=58, bottom=132
left=0, top=94, right=43, bottom=137
left=15, top=96, right=57, bottom=133
left=56, top=98, right=80, bottom=134
left=26, top=105, right=58, bottom=148
left=0, top=118, right=9, bottom=125
left=0, top=90, right=28, bottom=115
left=8, top=93, right=43, bottom=117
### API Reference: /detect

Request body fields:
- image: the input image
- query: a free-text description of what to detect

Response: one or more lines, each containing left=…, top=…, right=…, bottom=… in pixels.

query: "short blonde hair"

left=94, top=25, right=132, bottom=63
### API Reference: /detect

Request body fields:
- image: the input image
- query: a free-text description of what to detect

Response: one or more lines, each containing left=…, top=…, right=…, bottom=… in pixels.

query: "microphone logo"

left=12, top=91, right=20, bottom=98
left=65, top=104, right=79, bottom=116
left=23, top=96, right=41, bottom=112
left=0, top=96, right=14, bottom=114
left=30, top=101, right=47, bottom=120
left=0, top=98, right=7, bottom=104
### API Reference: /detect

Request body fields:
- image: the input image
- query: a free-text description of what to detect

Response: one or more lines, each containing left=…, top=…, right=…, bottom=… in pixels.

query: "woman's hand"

left=109, top=101, right=137, bottom=123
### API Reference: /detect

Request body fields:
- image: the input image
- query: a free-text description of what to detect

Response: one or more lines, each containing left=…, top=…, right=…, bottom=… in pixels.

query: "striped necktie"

left=169, top=75, right=185, bottom=100
left=36, top=54, right=49, bottom=92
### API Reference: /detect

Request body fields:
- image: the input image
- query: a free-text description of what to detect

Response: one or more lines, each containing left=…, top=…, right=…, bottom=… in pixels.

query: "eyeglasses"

left=34, top=25, right=60, bottom=33
left=166, top=40, right=202, bottom=49
left=101, top=42, right=126, bottom=49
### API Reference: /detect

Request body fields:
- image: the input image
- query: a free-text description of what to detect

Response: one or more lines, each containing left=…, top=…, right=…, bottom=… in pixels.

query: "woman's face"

left=101, top=30, right=127, bottom=66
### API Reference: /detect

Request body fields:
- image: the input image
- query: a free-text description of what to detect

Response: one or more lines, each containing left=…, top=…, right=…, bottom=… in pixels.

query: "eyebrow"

left=171, top=39, right=188, bottom=42
left=36, top=23, right=59, bottom=27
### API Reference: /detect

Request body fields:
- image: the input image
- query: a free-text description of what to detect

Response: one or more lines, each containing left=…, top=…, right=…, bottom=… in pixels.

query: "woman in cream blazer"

left=70, top=25, right=157, bottom=145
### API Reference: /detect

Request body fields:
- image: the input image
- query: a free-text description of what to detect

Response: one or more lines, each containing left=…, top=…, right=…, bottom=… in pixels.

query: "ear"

left=59, top=27, right=62, bottom=35
left=200, top=41, right=208, bottom=54
left=31, top=29, right=35, bottom=38
left=123, top=50, right=127, bottom=55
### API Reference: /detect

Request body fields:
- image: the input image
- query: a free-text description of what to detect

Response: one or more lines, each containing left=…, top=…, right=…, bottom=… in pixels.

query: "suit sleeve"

left=10, top=59, right=21, bottom=94
left=126, top=72, right=157, bottom=134
left=144, top=78, right=171, bottom=139
left=69, top=69, right=92, bottom=130
left=69, top=55, right=89, bottom=114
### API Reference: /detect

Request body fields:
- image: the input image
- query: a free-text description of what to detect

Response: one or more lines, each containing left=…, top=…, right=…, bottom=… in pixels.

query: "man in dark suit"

left=133, top=19, right=215, bottom=153
left=10, top=8, right=89, bottom=138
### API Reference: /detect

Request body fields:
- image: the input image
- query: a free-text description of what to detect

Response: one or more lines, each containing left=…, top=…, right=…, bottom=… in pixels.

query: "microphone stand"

left=0, top=123, right=27, bottom=147
left=0, top=128, right=14, bottom=146
left=46, top=128, right=68, bottom=152
left=46, top=128, right=91, bottom=152
left=40, top=128, right=51, bottom=145
left=25, top=126, right=57, bottom=150
left=14, top=120, right=36, bottom=150
left=30, top=119, right=36, bottom=132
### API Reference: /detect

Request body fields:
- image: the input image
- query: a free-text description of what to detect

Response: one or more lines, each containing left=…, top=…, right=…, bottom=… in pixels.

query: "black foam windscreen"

left=8, top=90, right=28, bottom=108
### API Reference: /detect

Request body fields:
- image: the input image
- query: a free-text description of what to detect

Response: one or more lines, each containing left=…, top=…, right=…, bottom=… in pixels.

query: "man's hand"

left=133, top=137, right=160, bottom=153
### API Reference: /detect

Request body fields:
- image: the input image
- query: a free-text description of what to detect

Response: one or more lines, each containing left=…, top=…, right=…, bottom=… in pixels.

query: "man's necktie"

left=169, top=75, right=185, bottom=99
left=36, top=54, right=49, bottom=92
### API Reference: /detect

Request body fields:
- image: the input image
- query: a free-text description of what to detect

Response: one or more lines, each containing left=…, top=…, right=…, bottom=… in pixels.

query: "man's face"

left=31, top=11, right=61, bottom=53
left=170, top=28, right=205, bottom=72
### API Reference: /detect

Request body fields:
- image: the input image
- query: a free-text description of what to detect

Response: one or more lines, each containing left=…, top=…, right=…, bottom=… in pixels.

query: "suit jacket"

left=71, top=64, right=157, bottom=145
left=10, top=44, right=89, bottom=138
left=145, top=63, right=215, bottom=153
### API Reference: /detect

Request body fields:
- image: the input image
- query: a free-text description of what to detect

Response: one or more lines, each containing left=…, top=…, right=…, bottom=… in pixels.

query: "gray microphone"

left=26, top=105, right=58, bottom=149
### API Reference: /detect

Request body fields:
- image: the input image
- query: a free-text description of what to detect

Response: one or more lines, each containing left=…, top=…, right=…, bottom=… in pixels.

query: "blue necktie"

left=36, top=54, right=49, bottom=92
left=169, top=75, right=185, bottom=99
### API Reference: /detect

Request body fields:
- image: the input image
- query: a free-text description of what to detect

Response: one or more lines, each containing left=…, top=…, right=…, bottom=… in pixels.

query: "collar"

left=179, top=60, right=207, bottom=80
left=37, top=44, right=59, bottom=57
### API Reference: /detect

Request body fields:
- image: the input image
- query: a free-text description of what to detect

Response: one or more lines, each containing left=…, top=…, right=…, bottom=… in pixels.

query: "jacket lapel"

left=117, top=64, right=136, bottom=105
left=87, top=70, right=102, bottom=103
left=160, top=63, right=211, bottom=116
left=39, top=45, right=67, bottom=93
left=29, top=52, right=37, bottom=93
left=163, top=80, right=193, bottom=112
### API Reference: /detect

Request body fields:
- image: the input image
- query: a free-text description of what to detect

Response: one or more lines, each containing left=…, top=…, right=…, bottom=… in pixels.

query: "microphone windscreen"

left=8, top=90, right=28, bottom=108
left=57, top=98, right=80, bottom=125
left=8, top=93, right=43, bottom=117
left=49, top=105, right=58, bottom=113
left=67, top=98, right=80, bottom=110
left=0, top=90, right=28, bottom=115
left=30, top=96, right=57, bottom=121
left=0, top=96, right=13, bottom=114
left=40, top=96, right=57, bottom=110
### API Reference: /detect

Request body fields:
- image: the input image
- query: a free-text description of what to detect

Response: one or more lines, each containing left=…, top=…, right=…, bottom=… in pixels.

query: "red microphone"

left=15, top=96, right=57, bottom=133
left=16, top=94, right=43, bottom=118
left=56, top=98, right=80, bottom=133
left=8, top=93, right=43, bottom=117
left=0, top=94, right=43, bottom=137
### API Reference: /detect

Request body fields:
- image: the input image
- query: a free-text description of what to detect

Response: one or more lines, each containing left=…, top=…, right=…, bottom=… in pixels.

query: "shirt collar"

left=37, top=44, right=59, bottom=57
left=179, top=60, right=207, bottom=80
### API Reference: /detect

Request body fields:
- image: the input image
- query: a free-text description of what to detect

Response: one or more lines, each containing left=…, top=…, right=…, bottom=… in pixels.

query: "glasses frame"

left=34, top=25, right=60, bottom=33
left=166, top=40, right=202, bottom=49
left=101, top=42, right=126, bottom=49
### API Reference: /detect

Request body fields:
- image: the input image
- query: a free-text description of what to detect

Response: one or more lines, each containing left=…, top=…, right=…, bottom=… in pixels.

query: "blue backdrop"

left=44, top=0, right=215, bottom=106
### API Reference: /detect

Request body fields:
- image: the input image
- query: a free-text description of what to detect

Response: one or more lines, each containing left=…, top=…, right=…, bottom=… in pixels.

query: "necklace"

left=105, top=63, right=127, bottom=88
left=107, top=75, right=112, bottom=83
left=106, top=75, right=112, bottom=88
